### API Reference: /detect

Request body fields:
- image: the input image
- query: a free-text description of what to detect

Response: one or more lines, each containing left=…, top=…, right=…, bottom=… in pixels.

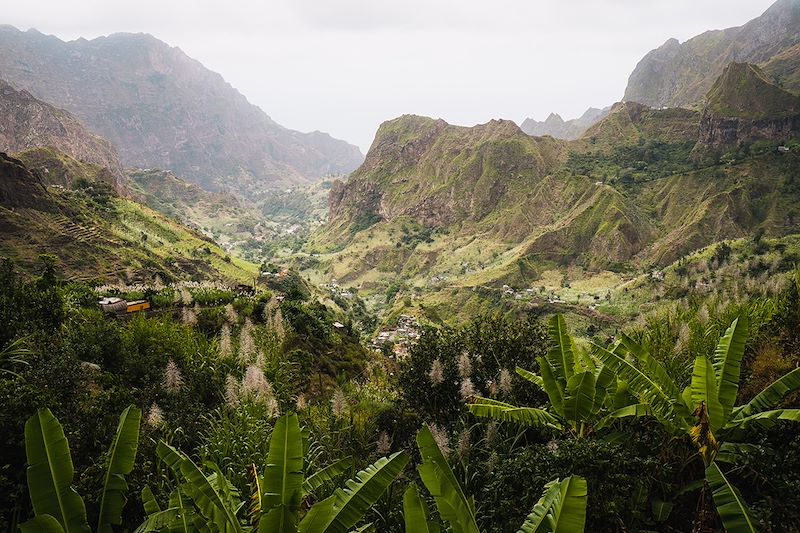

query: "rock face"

left=0, top=79, right=125, bottom=193
left=520, top=107, right=610, bottom=140
left=624, top=0, right=800, bottom=108
left=0, top=152, right=52, bottom=210
left=0, top=26, right=363, bottom=191
left=696, top=63, right=800, bottom=152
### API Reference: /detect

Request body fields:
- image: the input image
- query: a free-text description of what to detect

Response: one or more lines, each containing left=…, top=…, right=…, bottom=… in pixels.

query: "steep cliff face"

left=623, top=0, right=800, bottom=108
left=0, top=26, right=363, bottom=191
left=520, top=107, right=610, bottom=140
left=0, top=79, right=125, bottom=193
left=695, top=63, right=800, bottom=153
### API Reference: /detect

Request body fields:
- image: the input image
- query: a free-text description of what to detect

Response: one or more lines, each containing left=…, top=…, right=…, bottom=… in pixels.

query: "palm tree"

left=21, top=406, right=141, bottom=532
left=594, top=314, right=800, bottom=532
left=403, top=424, right=588, bottom=533
left=467, top=315, right=625, bottom=438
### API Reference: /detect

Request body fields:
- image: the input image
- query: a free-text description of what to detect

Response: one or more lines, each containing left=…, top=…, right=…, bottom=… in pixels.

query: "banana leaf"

left=98, top=405, right=141, bottom=533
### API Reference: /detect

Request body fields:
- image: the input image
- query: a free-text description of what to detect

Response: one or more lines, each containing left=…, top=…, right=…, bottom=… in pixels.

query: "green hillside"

left=0, top=152, right=257, bottom=284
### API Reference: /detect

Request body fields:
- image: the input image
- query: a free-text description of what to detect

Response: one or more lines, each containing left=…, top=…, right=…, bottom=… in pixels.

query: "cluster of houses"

left=371, top=314, right=421, bottom=360
left=321, top=278, right=355, bottom=301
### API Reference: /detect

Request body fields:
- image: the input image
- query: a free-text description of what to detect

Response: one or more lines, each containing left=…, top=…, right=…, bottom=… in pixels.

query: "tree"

left=595, top=314, right=800, bottom=532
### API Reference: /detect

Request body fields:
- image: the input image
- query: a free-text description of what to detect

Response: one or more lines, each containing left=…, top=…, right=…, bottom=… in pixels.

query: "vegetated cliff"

left=520, top=107, right=611, bottom=140
left=623, top=0, right=800, bottom=108
left=0, top=149, right=256, bottom=283
left=0, top=26, right=363, bottom=192
left=694, top=63, right=800, bottom=156
left=0, top=79, right=125, bottom=193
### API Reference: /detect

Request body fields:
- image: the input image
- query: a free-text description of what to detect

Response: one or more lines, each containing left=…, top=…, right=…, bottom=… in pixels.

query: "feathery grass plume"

left=219, top=324, right=232, bottom=358
left=458, top=351, right=472, bottom=378
left=485, top=421, right=498, bottom=446
left=162, top=359, right=185, bottom=394
left=146, top=403, right=165, bottom=429
left=331, top=387, right=348, bottom=418
left=546, top=439, right=560, bottom=453
left=487, top=380, right=497, bottom=396
left=225, top=303, right=238, bottom=324
left=499, top=368, right=513, bottom=396
left=265, top=395, right=280, bottom=418
left=241, top=364, right=271, bottom=401
left=428, top=424, right=451, bottom=456
left=180, top=287, right=193, bottom=306
left=697, top=304, right=710, bottom=325
left=225, top=374, right=240, bottom=407
left=296, top=394, right=307, bottom=411
left=675, top=323, right=690, bottom=353
left=457, top=429, right=471, bottom=461
left=173, top=288, right=182, bottom=304
left=255, top=351, right=265, bottom=369
left=460, top=378, right=476, bottom=401
left=182, top=306, right=197, bottom=326
left=273, top=308, right=286, bottom=343
left=376, top=431, right=392, bottom=455
left=238, top=321, right=256, bottom=365
left=428, top=358, right=444, bottom=385
left=486, top=451, right=498, bottom=473
left=153, top=275, right=164, bottom=291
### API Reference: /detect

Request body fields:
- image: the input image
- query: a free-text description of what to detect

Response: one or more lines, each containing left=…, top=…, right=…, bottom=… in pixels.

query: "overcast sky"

left=4, top=0, right=777, bottom=152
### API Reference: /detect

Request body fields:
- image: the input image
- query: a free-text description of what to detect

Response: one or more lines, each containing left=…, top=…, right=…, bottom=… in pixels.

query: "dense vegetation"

left=2, top=255, right=800, bottom=532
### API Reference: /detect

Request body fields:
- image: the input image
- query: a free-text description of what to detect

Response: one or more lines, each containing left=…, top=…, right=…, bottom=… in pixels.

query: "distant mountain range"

left=624, top=0, right=800, bottom=108
left=522, top=0, right=800, bottom=140
left=0, top=26, right=363, bottom=192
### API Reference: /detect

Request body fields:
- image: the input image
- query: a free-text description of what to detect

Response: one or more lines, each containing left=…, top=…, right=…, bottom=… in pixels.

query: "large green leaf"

left=19, top=515, right=66, bottom=533
left=592, top=345, right=681, bottom=430
left=259, top=413, right=305, bottom=533
left=517, top=476, right=587, bottom=533
left=618, top=334, right=681, bottom=401
left=545, top=315, right=576, bottom=385
left=538, top=357, right=565, bottom=418
left=595, top=403, right=654, bottom=430
left=24, top=408, right=90, bottom=533
left=98, top=405, right=142, bottom=533
left=403, top=484, right=431, bottom=533
left=416, top=425, right=480, bottom=533
left=592, top=364, right=617, bottom=410
left=732, top=367, right=800, bottom=420
left=516, top=367, right=544, bottom=390
left=562, top=372, right=597, bottom=429
left=299, top=451, right=408, bottom=533
left=468, top=397, right=561, bottom=430
left=156, top=442, right=243, bottom=533
left=706, top=463, right=757, bottom=533
left=691, top=357, right=725, bottom=434
left=723, top=409, right=800, bottom=431
left=713, top=316, right=749, bottom=421
left=303, top=457, right=354, bottom=498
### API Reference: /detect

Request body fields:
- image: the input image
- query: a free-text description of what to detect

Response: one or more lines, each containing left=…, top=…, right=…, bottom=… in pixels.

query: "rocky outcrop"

left=0, top=26, right=363, bottom=191
left=520, top=107, right=610, bottom=140
left=623, top=0, right=800, bottom=108
left=0, top=79, right=125, bottom=193
left=695, top=63, right=800, bottom=153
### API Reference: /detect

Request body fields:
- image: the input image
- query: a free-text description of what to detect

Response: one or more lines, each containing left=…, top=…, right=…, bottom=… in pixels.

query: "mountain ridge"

left=0, top=25, right=363, bottom=192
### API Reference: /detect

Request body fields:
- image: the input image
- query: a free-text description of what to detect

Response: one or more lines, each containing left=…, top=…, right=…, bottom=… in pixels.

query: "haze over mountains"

left=0, top=25, right=363, bottom=192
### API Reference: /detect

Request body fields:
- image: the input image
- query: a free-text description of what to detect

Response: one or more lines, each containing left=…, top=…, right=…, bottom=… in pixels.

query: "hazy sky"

left=4, top=0, right=778, bottom=152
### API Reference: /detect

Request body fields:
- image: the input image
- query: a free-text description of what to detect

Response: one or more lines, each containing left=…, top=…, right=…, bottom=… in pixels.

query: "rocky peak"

left=0, top=152, right=52, bottom=210
left=0, top=78, right=126, bottom=194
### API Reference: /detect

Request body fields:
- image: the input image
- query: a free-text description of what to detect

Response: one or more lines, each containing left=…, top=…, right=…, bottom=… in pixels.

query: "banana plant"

left=595, top=314, right=800, bottom=532
left=139, top=412, right=407, bottom=533
left=21, top=406, right=142, bottom=533
left=405, top=424, right=587, bottom=533
left=468, top=315, right=623, bottom=437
